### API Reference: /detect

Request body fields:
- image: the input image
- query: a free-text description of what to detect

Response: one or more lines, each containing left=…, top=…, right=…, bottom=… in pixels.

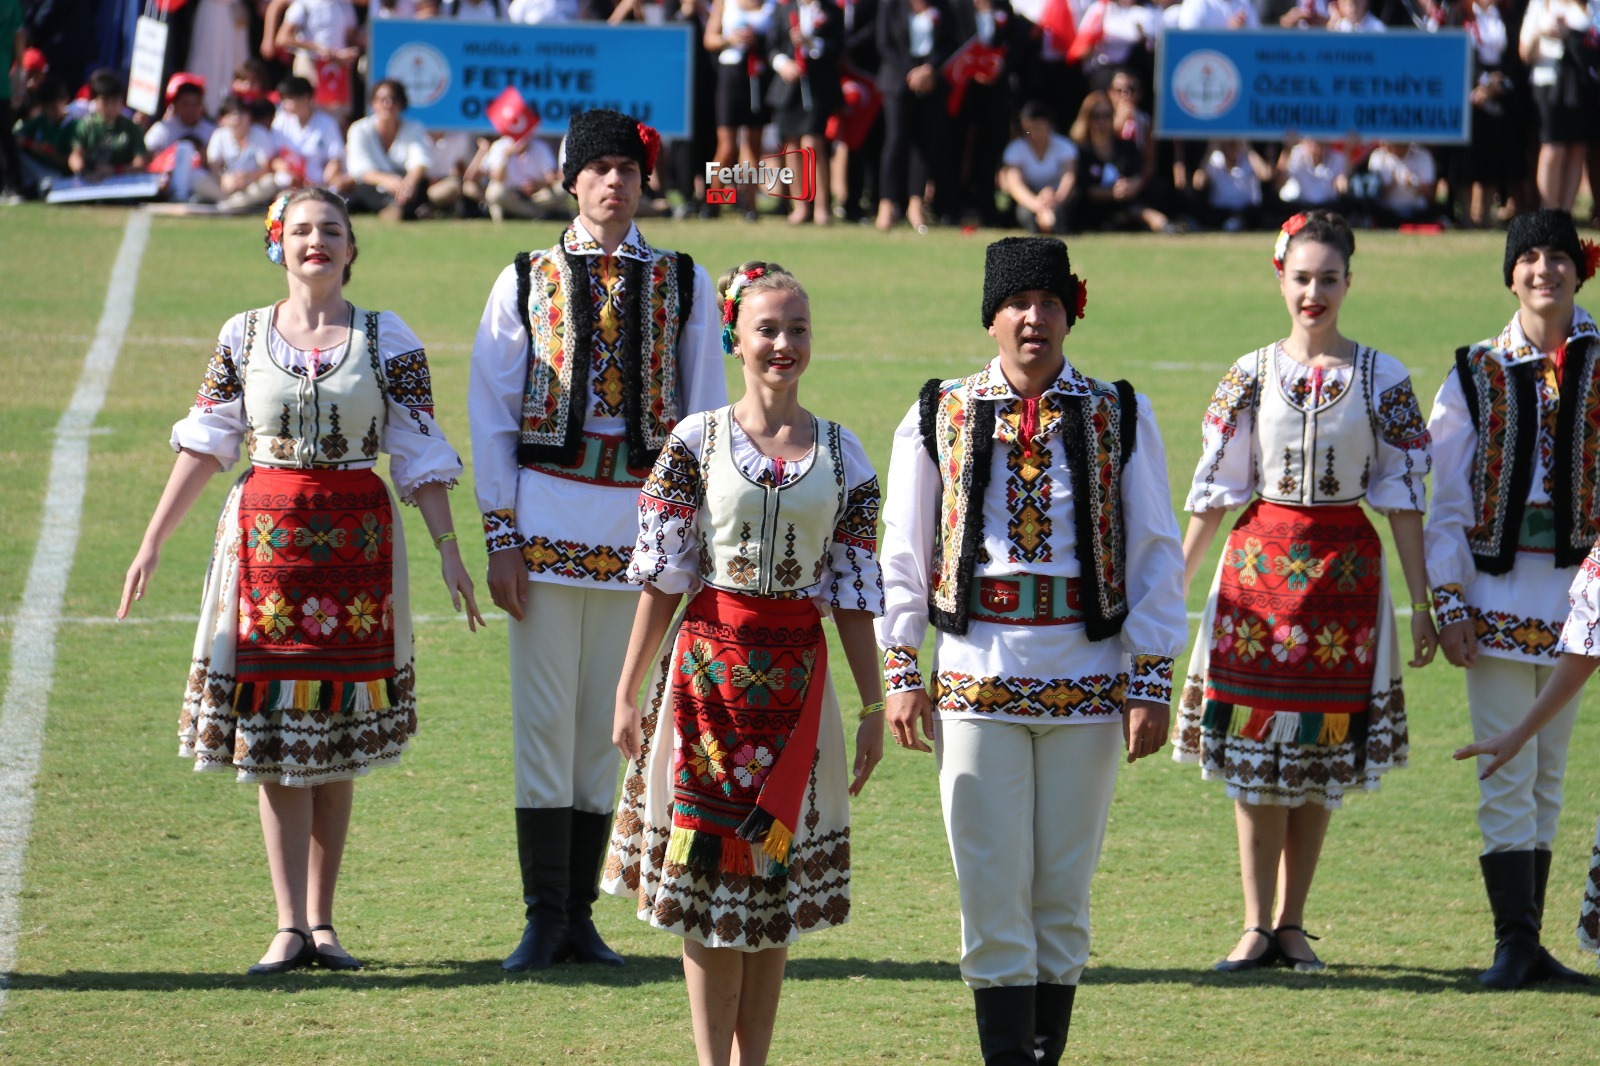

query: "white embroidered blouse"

left=628, top=407, right=884, bottom=613
left=1187, top=344, right=1432, bottom=515
left=170, top=307, right=462, bottom=504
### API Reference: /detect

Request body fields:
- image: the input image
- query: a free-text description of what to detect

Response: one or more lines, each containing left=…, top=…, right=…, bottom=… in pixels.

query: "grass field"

left=2, top=206, right=1599, bottom=1064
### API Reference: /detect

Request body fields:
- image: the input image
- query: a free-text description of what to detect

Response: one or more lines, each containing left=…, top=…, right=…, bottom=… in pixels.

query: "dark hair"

left=23, top=76, right=66, bottom=108
left=233, top=58, right=270, bottom=86
left=248, top=96, right=277, bottom=125
left=87, top=69, right=125, bottom=100
left=218, top=93, right=250, bottom=118
left=171, top=81, right=204, bottom=103
left=272, top=188, right=360, bottom=285
left=1282, top=209, right=1357, bottom=270
left=371, top=78, right=409, bottom=110
left=279, top=76, right=315, bottom=100
left=1020, top=100, right=1054, bottom=127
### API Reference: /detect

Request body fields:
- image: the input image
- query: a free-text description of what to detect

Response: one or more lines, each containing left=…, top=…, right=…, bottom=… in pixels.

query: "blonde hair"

left=715, top=261, right=808, bottom=354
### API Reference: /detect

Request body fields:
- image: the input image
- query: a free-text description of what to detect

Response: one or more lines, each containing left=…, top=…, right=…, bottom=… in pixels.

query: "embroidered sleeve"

left=1126, top=654, right=1174, bottom=704
left=1186, top=355, right=1259, bottom=512
left=883, top=644, right=925, bottom=694
left=826, top=429, right=885, bottom=614
left=1422, top=367, right=1479, bottom=596
left=170, top=316, right=249, bottom=470
left=629, top=427, right=705, bottom=594
left=484, top=508, right=522, bottom=553
left=1366, top=357, right=1432, bottom=514
left=876, top=403, right=937, bottom=662
left=1433, top=583, right=1470, bottom=628
left=1559, top=541, right=1600, bottom=655
left=378, top=312, right=463, bottom=505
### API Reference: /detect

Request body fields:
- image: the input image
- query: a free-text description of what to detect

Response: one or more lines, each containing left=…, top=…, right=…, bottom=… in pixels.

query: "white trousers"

left=1466, top=655, right=1581, bottom=853
left=509, top=581, right=636, bottom=812
left=937, top=718, right=1122, bottom=988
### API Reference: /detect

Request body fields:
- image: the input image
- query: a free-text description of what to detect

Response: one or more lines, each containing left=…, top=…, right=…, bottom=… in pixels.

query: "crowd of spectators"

left=2, top=0, right=1597, bottom=232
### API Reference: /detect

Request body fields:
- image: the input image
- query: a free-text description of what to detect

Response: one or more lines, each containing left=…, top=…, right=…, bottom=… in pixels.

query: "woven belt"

left=522, top=431, right=650, bottom=488
left=968, top=574, right=1083, bottom=626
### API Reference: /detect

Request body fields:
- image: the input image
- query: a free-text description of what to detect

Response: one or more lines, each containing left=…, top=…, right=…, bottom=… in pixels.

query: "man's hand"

left=1122, top=697, right=1169, bottom=763
left=886, top=689, right=935, bottom=752
left=487, top=548, right=529, bottom=621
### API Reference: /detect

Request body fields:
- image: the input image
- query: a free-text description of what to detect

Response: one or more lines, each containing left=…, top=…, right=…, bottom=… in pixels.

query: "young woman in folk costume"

left=1174, top=210, right=1438, bottom=973
left=119, top=188, right=482, bottom=975
left=605, top=262, right=885, bottom=1066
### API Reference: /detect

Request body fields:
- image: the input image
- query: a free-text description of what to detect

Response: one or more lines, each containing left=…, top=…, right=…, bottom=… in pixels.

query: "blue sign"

left=369, top=20, right=694, bottom=137
left=1155, top=29, right=1472, bottom=144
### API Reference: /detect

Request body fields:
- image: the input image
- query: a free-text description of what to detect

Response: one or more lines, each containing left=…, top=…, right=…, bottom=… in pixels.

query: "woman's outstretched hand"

left=118, top=542, right=160, bottom=619
left=440, top=549, right=485, bottom=631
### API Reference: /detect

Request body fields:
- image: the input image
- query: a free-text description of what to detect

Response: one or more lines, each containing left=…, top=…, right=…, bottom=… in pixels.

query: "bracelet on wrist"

left=433, top=531, right=458, bottom=549
left=1411, top=600, right=1431, bottom=613
left=858, top=700, right=885, bottom=722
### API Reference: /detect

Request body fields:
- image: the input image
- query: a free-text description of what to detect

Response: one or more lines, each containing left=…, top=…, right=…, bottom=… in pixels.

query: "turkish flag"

left=1037, top=0, right=1077, bottom=53
left=1064, top=0, right=1106, bottom=64
left=942, top=37, right=1006, bottom=116
left=314, top=59, right=351, bottom=110
left=825, top=74, right=882, bottom=150
left=487, top=86, right=540, bottom=140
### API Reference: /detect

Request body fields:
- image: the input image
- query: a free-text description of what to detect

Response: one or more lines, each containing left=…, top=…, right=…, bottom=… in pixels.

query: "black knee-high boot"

left=559, top=809, right=624, bottom=966
left=502, top=807, right=572, bottom=972
left=1033, top=983, right=1077, bottom=1065
left=973, top=986, right=1036, bottom=1065
left=1532, top=848, right=1589, bottom=984
left=1479, top=850, right=1542, bottom=989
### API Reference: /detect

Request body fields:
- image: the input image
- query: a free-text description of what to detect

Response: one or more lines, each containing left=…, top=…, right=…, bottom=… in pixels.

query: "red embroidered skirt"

left=1204, top=500, right=1381, bottom=718
left=667, top=588, right=826, bottom=877
left=234, top=467, right=395, bottom=686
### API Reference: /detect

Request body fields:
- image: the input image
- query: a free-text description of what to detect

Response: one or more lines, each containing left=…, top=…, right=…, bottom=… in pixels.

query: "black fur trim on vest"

left=1553, top=335, right=1600, bottom=567
left=918, top=377, right=995, bottom=635
left=513, top=248, right=594, bottom=466
left=918, top=378, right=943, bottom=465
left=677, top=251, right=695, bottom=328
left=1456, top=346, right=1537, bottom=576
left=1060, top=382, right=1137, bottom=641
left=619, top=254, right=650, bottom=467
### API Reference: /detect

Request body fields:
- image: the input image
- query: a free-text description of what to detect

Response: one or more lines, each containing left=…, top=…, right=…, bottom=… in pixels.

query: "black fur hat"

left=560, top=108, right=653, bottom=191
left=982, top=237, right=1081, bottom=328
left=1504, top=208, right=1585, bottom=290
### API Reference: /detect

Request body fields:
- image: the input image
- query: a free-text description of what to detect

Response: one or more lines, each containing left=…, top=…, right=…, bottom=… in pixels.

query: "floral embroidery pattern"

left=248, top=513, right=289, bottom=563
left=1225, top=537, right=1270, bottom=587
left=256, top=592, right=294, bottom=638
left=680, top=639, right=728, bottom=697
left=300, top=595, right=340, bottom=637
left=293, top=514, right=347, bottom=562
left=731, top=650, right=787, bottom=707
left=1271, top=623, right=1310, bottom=664
left=1273, top=542, right=1326, bottom=591
left=1313, top=623, right=1349, bottom=666
left=345, top=592, right=380, bottom=637
left=731, top=743, right=775, bottom=789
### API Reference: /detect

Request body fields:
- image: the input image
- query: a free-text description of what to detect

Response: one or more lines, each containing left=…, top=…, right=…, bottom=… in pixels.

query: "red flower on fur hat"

left=1583, top=240, right=1600, bottom=282
left=637, top=122, right=661, bottom=173
left=1074, top=276, right=1088, bottom=321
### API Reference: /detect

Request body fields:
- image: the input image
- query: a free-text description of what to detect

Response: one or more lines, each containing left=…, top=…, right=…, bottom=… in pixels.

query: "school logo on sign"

left=387, top=43, right=451, bottom=108
left=1172, top=49, right=1239, bottom=120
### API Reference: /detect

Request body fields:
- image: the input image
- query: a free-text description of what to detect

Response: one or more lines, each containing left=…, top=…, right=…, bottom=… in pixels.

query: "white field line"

left=0, top=212, right=151, bottom=1011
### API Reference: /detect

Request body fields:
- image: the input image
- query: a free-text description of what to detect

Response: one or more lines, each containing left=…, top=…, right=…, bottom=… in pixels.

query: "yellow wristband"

left=858, top=700, right=885, bottom=722
left=434, top=531, right=459, bottom=548
left=1411, top=600, right=1430, bottom=613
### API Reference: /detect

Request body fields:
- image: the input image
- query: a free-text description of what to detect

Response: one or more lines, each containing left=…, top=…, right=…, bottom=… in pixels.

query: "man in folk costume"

left=877, top=237, right=1187, bottom=1063
left=1427, top=208, right=1600, bottom=990
left=469, top=108, right=727, bottom=971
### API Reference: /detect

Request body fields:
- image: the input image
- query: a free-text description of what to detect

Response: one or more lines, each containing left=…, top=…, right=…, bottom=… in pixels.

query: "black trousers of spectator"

left=842, top=112, right=884, bottom=221
left=879, top=83, right=953, bottom=217
left=0, top=100, right=21, bottom=195
left=953, top=79, right=1011, bottom=226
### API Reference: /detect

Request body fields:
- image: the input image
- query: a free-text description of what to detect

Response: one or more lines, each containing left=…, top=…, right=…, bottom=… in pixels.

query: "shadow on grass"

left=1084, top=963, right=1600, bottom=994
left=1, top=956, right=964, bottom=993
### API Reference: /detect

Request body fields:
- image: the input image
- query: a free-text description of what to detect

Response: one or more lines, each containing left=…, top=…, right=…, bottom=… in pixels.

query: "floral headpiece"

left=1073, top=275, right=1088, bottom=323
left=637, top=122, right=661, bottom=175
left=720, top=266, right=767, bottom=354
left=1272, top=213, right=1309, bottom=272
left=1583, top=240, right=1600, bottom=283
left=264, top=193, right=291, bottom=266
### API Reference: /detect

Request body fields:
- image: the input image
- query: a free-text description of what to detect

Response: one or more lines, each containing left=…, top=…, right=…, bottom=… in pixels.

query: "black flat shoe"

left=309, top=923, right=363, bottom=971
left=1274, top=924, right=1326, bottom=973
left=1212, top=926, right=1281, bottom=972
left=246, top=927, right=316, bottom=976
